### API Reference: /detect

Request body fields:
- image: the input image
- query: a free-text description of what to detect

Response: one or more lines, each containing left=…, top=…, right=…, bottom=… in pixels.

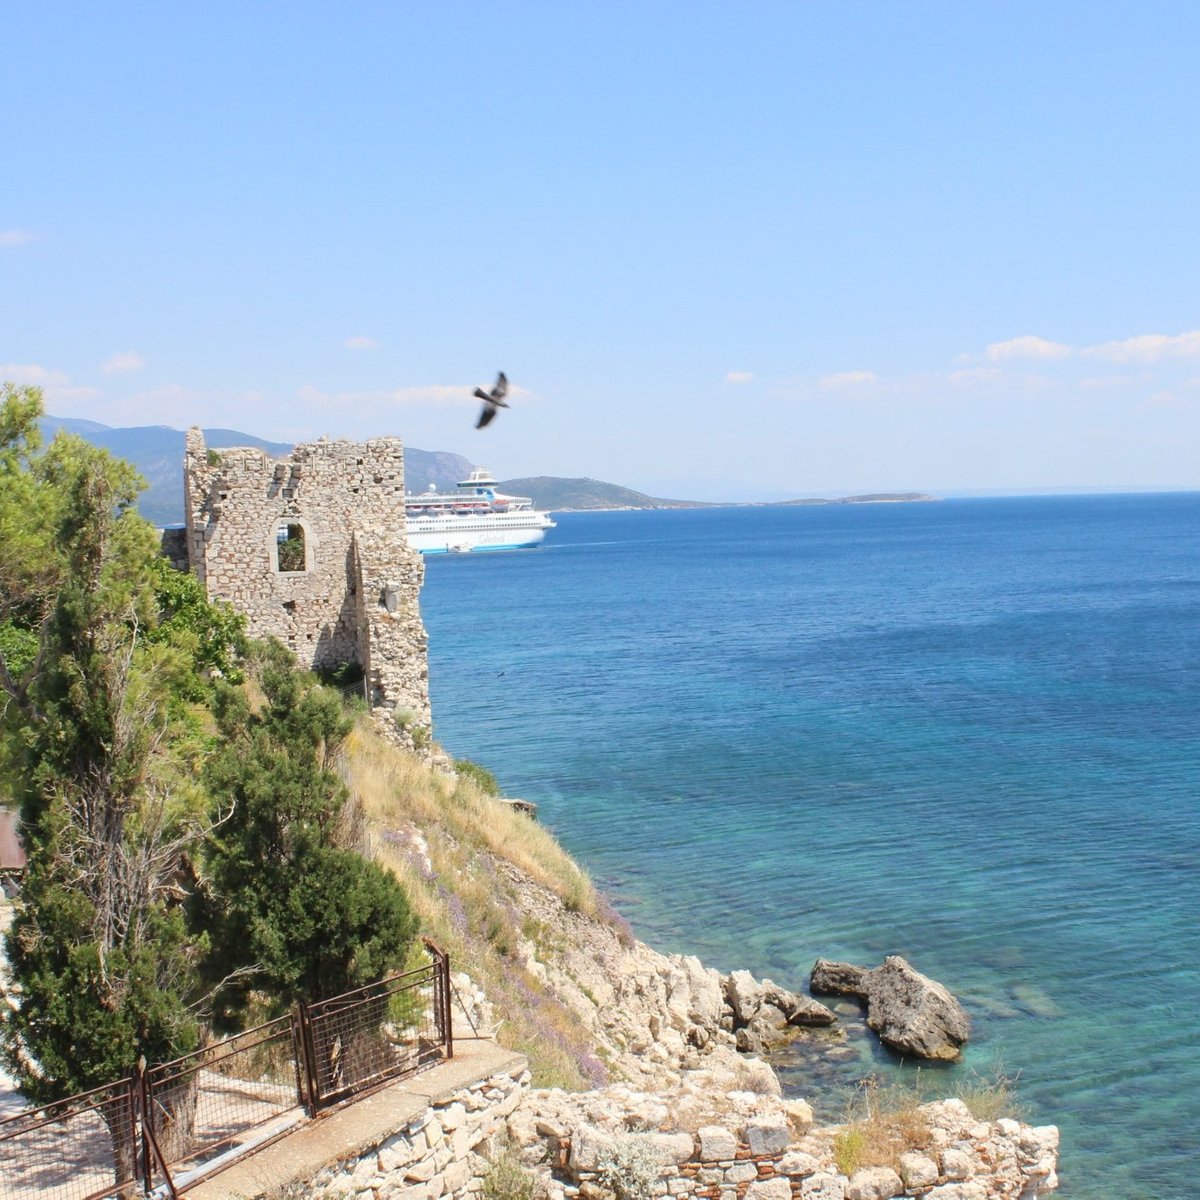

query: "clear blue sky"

left=3, top=1, right=1199, bottom=499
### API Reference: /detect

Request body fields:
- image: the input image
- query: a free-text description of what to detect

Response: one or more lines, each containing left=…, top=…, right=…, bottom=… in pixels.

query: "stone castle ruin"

left=182, top=427, right=432, bottom=751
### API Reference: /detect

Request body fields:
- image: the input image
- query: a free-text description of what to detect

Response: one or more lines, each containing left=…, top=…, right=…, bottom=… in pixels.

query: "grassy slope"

left=340, top=717, right=613, bottom=1089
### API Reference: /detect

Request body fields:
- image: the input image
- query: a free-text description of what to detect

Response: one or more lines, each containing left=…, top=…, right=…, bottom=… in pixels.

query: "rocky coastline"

left=446, top=850, right=1060, bottom=1199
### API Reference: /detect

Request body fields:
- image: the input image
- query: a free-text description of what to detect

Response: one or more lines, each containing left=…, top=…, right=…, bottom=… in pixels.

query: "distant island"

left=500, top=476, right=938, bottom=511
left=39, top=416, right=938, bottom=523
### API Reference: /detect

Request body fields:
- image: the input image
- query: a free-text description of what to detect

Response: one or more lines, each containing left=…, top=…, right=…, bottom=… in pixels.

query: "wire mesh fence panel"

left=0, top=949, right=452, bottom=1196
left=303, top=956, right=445, bottom=1108
left=0, top=1079, right=139, bottom=1200
left=142, top=1014, right=304, bottom=1189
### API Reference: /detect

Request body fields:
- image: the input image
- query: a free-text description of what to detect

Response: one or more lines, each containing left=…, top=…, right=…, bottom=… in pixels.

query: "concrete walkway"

left=187, top=1039, right=527, bottom=1200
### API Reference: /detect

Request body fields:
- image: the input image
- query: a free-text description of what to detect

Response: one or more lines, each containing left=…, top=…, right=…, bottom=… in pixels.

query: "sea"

left=418, top=494, right=1200, bottom=1200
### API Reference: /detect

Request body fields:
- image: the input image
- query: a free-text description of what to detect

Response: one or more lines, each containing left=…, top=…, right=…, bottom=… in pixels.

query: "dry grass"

left=343, top=720, right=597, bottom=915
left=337, top=718, right=609, bottom=1091
left=955, top=1068, right=1025, bottom=1122
left=833, top=1076, right=932, bottom=1176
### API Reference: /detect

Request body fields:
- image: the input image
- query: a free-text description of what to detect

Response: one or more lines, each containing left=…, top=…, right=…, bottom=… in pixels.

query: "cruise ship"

left=404, top=467, right=556, bottom=554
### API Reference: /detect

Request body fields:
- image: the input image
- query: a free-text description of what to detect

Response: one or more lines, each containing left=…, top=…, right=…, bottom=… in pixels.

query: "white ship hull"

left=405, top=513, right=552, bottom=554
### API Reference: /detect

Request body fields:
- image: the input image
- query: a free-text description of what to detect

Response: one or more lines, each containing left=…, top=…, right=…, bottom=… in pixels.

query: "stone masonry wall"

left=515, top=1088, right=1058, bottom=1200
left=553, top=1105, right=1059, bottom=1200
left=276, top=1061, right=531, bottom=1199
left=182, top=427, right=431, bottom=750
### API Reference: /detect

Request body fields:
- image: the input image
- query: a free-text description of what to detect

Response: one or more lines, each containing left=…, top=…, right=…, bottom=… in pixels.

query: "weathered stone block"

left=698, top=1125, right=739, bottom=1162
left=744, top=1115, right=790, bottom=1156
left=725, top=1161, right=759, bottom=1183
left=801, top=1174, right=848, bottom=1200
left=846, top=1166, right=902, bottom=1200
left=569, top=1124, right=615, bottom=1173
left=898, top=1151, right=939, bottom=1189
left=651, top=1131, right=695, bottom=1165
left=439, top=1101, right=467, bottom=1131
left=939, top=1148, right=974, bottom=1181
left=778, top=1150, right=820, bottom=1177
left=745, top=1179, right=793, bottom=1200
left=926, top=1184, right=986, bottom=1200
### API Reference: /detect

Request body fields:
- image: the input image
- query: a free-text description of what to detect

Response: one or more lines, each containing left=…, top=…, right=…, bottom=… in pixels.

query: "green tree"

left=0, top=384, right=208, bottom=1186
left=145, top=554, right=247, bottom=699
left=199, top=640, right=417, bottom=1024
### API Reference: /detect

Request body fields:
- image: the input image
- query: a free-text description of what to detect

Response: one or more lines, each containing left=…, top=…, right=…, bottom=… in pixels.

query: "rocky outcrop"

left=499, top=860, right=838, bottom=1088
left=722, top=969, right=837, bottom=1054
left=811, top=955, right=970, bottom=1061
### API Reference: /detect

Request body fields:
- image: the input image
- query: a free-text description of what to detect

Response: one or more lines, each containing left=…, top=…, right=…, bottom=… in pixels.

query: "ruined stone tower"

left=183, top=427, right=431, bottom=752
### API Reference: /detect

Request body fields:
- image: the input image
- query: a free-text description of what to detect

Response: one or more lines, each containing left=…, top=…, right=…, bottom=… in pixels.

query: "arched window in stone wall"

left=276, top=520, right=307, bottom=572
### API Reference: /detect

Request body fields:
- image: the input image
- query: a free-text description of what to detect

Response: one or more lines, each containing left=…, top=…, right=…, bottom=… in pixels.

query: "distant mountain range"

left=39, top=416, right=936, bottom=523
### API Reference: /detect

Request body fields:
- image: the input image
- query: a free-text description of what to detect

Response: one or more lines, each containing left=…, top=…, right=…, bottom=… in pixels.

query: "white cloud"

left=949, top=367, right=1004, bottom=384
left=341, top=335, right=378, bottom=350
left=0, top=229, right=36, bottom=247
left=1082, top=329, right=1200, bottom=363
left=0, top=363, right=101, bottom=404
left=101, top=350, right=146, bottom=374
left=985, top=336, right=1072, bottom=362
left=725, top=371, right=754, bottom=384
left=0, top=363, right=71, bottom=387
left=819, top=370, right=877, bottom=389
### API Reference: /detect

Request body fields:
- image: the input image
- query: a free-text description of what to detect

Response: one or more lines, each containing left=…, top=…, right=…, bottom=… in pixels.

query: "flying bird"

left=474, top=371, right=509, bottom=429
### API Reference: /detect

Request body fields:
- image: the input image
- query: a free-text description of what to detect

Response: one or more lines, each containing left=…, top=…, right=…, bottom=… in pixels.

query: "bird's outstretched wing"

left=490, top=371, right=508, bottom=402
left=476, top=405, right=497, bottom=429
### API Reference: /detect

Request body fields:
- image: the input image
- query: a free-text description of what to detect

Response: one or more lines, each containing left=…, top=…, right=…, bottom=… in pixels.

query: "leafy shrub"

left=593, top=1133, right=663, bottom=1200
left=456, top=758, right=500, bottom=795
left=833, top=1125, right=868, bottom=1176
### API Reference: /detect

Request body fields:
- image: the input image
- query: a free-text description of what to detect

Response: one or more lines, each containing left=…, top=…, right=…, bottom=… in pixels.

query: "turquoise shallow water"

left=419, top=495, right=1200, bottom=1200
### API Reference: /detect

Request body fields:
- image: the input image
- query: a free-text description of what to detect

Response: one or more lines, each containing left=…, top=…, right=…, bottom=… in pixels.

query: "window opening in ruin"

left=276, top=522, right=307, bottom=572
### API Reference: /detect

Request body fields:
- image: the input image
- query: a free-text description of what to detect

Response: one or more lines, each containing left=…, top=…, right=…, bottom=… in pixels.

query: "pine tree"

left=199, top=639, right=418, bottom=1024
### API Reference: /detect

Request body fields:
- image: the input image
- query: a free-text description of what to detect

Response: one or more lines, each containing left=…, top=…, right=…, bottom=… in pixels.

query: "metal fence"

left=0, top=942, right=452, bottom=1200
left=0, top=1078, right=140, bottom=1200
left=141, top=1011, right=303, bottom=1196
left=299, top=950, right=450, bottom=1110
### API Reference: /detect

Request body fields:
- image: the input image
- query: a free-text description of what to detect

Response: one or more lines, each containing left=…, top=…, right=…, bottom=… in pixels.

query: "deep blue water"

left=419, top=495, right=1200, bottom=1200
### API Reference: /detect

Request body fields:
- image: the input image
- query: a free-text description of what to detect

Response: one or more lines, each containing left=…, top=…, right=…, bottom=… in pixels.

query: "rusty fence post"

left=136, top=1056, right=180, bottom=1200
left=295, top=1000, right=321, bottom=1114
left=440, top=945, right=454, bottom=1060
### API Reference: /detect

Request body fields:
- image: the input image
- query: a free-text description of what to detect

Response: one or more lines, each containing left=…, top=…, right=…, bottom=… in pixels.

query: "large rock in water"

left=864, top=956, right=969, bottom=1061
left=811, top=955, right=969, bottom=1061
